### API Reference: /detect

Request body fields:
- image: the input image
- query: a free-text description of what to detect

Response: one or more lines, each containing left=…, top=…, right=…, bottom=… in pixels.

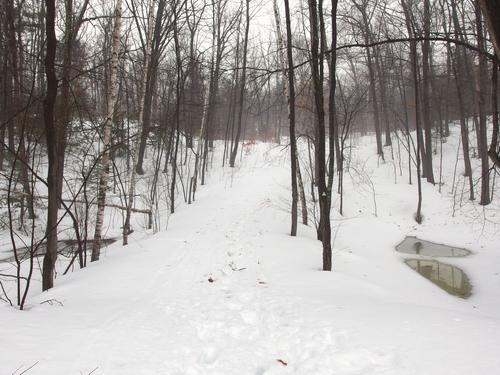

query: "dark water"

left=397, top=236, right=472, bottom=298
left=396, top=236, right=471, bottom=257
left=0, top=238, right=117, bottom=263
left=405, top=259, right=472, bottom=298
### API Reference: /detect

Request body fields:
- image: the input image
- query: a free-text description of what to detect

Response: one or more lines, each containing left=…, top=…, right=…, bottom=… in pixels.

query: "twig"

left=0, top=273, right=28, bottom=281
left=0, top=279, right=13, bottom=306
left=16, top=361, right=39, bottom=375
left=40, top=298, right=64, bottom=306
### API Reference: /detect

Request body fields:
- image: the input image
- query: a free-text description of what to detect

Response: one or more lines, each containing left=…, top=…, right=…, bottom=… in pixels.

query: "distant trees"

left=352, top=0, right=384, bottom=160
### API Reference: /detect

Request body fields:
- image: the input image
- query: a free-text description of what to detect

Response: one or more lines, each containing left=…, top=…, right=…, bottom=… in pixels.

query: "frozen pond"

left=405, top=259, right=472, bottom=298
left=397, top=236, right=472, bottom=298
left=396, top=236, right=471, bottom=257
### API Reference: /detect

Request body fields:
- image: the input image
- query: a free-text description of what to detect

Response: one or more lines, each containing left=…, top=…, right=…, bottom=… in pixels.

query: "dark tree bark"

left=42, top=0, right=60, bottom=291
left=296, top=156, right=308, bottom=225
left=3, top=0, right=35, bottom=220
left=170, top=0, right=183, bottom=214
left=201, top=2, right=224, bottom=185
left=421, top=0, right=435, bottom=184
left=481, top=0, right=500, bottom=168
left=489, top=60, right=499, bottom=168
left=229, top=0, right=250, bottom=168
left=135, top=0, right=168, bottom=175
left=411, top=40, right=423, bottom=223
left=451, top=0, right=474, bottom=201
left=401, top=1, right=427, bottom=176
left=56, top=0, right=89, bottom=205
left=55, top=0, right=73, bottom=206
left=3, top=0, right=16, bottom=155
left=328, top=0, right=339, bottom=205
left=479, top=0, right=500, bottom=58
left=475, top=3, right=490, bottom=204
left=283, top=0, right=298, bottom=236
left=375, top=46, right=392, bottom=147
left=307, top=0, right=332, bottom=270
left=353, top=0, right=384, bottom=159
left=402, top=0, right=422, bottom=223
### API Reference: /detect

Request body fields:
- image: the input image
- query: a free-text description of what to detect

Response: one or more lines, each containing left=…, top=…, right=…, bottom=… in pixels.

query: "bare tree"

left=307, top=0, right=331, bottom=270
left=401, top=0, right=423, bottom=223
left=450, top=0, right=474, bottom=201
left=56, top=0, right=90, bottom=204
left=91, top=0, right=123, bottom=262
left=229, top=0, right=250, bottom=168
left=41, top=0, right=60, bottom=291
left=124, top=0, right=156, bottom=245
left=479, top=0, right=500, bottom=58
left=275, top=0, right=298, bottom=236
left=420, top=0, right=435, bottom=184
left=475, top=2, right=490, bottom=205
left=352, top=0, right=384, bottom=160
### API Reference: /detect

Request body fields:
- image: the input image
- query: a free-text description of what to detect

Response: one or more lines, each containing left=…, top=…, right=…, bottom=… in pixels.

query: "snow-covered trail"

left=3, top=143, right=500, bottom=374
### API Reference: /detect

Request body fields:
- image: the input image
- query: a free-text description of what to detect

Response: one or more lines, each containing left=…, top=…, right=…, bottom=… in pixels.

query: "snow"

left=2, top=127, right=500, bottom=374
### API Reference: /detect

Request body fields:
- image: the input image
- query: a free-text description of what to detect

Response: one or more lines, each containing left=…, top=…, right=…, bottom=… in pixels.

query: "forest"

left=1, top=0, right=500, bottom=373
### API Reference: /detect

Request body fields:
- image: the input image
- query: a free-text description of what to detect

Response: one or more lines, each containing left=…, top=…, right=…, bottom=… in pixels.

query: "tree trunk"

left=277, top=0, right=298, bottom=236
left=56, top=0, right=90, bottom=205
left=124, top=0, right=155, bottom=245
left=421, top=0, right=435, bottom=184
left=91, top=0, right=123, bottom=262
left=0, top=15, right=5, bottom=171
left=374, top=46, right=391, bottom=147
left=478, top=0, right=500, bottom=58
left=170, top=1, right=183, bottom=214
left=42, top=0, right=60, bottom=291
left=135, top=0, right=167, bottom=175
left=489, top=61, right=499, bottom=168
left=308, top=0, right=331, bottom=270
left=296, top=156, right=308, bottom=225
left=353, top=1, right=384, bottom=159
left=56, top=0, right=74, bottom=206
left=475, top=3, right=490, bottom=205
left=451, top=0, right=474, bottom=201
left=229, top=0, right=250, bottom=168
left=402, top=0, right=422, bottom=223
left=329, top=0, right=339, bottom=204
left=411, top=41, right=423, bottom=223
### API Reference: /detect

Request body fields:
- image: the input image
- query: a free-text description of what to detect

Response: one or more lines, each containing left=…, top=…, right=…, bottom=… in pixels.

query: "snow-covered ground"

left=2, top=127, right=500, bottom=374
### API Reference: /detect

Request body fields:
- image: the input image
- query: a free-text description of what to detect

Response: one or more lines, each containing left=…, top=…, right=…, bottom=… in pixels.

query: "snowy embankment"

left=2, top=129, right=500, bottom=374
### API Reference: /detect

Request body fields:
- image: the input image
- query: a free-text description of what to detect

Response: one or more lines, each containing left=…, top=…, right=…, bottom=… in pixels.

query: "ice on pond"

left=397, top=236, right=472, bottom=298
left=405, top=259, right=472, bottom=298
left=396, top=236, right=471, bottom=257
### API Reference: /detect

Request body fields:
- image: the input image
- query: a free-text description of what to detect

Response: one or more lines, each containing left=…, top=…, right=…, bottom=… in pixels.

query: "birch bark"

left=91, top=0, right=123, bottom=261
